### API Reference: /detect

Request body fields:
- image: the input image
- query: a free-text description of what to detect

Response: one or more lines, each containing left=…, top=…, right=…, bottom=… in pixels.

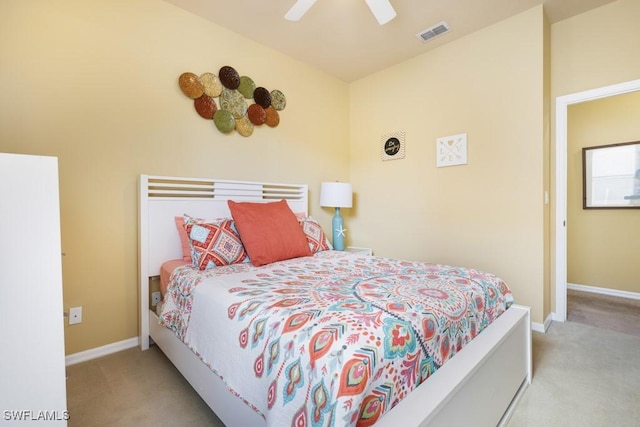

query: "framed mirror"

left=582, top=141, right=640, bottom=209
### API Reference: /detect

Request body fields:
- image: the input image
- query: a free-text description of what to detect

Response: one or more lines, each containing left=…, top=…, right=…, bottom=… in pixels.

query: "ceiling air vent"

left=417, top=21, right=450, bottom=42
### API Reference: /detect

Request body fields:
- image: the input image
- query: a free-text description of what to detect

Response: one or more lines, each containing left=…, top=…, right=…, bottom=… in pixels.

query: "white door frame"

left=554, top=78, right=640, bottom=321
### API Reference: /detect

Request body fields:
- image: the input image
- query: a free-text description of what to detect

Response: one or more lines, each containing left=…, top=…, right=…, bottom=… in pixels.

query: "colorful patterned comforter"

left=160, top=251, right=513, bottom=426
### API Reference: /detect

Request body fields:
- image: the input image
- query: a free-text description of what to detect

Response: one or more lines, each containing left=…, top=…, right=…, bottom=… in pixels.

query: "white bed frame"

left=139, top=174, right=531, bottom=426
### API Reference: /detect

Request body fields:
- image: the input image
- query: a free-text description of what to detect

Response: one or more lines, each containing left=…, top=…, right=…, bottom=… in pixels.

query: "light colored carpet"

left=507, top=290, right=640, bottom=427
left=506, top=321, right=640, bottom=426
left=65, top=344, right=223, bottom=427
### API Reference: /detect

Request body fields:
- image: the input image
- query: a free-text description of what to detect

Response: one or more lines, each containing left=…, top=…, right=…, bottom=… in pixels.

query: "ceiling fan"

left=285, top=0, right=396, bottom=25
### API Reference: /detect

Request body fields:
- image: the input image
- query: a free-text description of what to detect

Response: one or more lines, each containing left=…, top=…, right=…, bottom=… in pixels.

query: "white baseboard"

left=531, top=322, right=544, bottom=333
left=551, top=312, right=564, bottom=322
left=567, top=283, right=640, bottom=301
left=531, top=313, right=553, bottom=333
left=65, top=337, right=139, bottom=366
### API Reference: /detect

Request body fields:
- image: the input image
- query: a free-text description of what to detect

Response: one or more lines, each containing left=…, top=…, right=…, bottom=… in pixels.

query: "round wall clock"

left=381, top=131, right=406, bottom=161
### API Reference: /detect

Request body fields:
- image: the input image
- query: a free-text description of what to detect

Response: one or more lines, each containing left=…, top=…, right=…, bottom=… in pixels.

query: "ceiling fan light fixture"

left=364, top=0, right=396, bottom=25
left=284, top=0, right=396, bottom=25
left=285, top=0, right=317, bottom=21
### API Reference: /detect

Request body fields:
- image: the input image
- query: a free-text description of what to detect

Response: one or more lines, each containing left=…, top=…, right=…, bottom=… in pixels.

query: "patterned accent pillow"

left=183, top=215, right=248, bottom=270
left=299, top=217, right=332, bottom=253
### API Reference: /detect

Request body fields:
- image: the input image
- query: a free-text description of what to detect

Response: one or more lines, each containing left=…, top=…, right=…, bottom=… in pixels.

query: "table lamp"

left=319, top=182, right=353, bottom=251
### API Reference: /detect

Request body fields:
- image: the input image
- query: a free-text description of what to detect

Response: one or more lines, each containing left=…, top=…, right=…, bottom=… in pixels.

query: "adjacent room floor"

left=567, top=288, right=640, bottom=338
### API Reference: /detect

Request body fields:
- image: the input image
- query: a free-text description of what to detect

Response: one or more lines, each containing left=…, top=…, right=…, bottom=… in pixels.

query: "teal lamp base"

left=332, top=207, right=345, bottom=251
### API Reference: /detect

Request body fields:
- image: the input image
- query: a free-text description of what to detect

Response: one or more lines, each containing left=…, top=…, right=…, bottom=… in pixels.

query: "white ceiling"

left=163, top=0, right=616, bottom=82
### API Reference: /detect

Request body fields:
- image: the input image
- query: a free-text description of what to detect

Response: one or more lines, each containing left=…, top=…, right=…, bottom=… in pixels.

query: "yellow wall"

left=567, top=91, right=640, bottom=292
left=349, top=7, right=547, bottom=322
left=551, top=0, right=640, bottom=308
left=542, top=14, right=552, bottom=318
left=0, top=0, right=349, bottom=354
left=551, top=0, right=640, bottom=98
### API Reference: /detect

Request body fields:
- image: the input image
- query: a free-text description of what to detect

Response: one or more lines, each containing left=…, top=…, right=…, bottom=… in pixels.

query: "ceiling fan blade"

left=364, top=0, right=396, bottom=25
left=284, top=0, right=318, bottom=21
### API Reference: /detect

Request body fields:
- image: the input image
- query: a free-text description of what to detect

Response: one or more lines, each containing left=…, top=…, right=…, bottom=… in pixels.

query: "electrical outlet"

left=69, top=306, right=82, bottom=325
left=151, top=292, right=161, bottom=306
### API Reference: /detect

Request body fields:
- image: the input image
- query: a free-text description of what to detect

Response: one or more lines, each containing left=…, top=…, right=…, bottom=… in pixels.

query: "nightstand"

left=345, top=246, right=372, bottom=256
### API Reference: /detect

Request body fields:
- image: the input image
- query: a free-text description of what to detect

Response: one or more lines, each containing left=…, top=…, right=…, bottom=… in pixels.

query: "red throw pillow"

left=227, top=200, right=312, bottom=266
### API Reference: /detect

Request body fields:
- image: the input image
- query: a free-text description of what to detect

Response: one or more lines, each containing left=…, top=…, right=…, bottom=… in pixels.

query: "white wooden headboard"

left=138, top=174, right=308, bottom=349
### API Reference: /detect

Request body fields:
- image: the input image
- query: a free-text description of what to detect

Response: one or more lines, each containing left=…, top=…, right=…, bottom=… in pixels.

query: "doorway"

left=554, top=78, right=640, bottom=322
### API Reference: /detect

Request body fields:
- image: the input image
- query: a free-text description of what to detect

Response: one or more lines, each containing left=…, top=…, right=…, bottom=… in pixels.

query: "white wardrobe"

left=0, top=153, right=68, bottom=425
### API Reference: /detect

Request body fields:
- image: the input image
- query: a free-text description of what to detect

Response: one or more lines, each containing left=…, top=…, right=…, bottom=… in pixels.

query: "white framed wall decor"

left=436, top=133, right=467, bottom=167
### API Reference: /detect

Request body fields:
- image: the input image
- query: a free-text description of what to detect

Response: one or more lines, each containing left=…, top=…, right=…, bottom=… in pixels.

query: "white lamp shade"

left=320, top=182, right=353, bottom=208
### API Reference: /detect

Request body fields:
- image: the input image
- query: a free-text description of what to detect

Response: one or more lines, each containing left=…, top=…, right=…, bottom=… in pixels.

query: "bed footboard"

left=376, top=304, right=531, bottom=427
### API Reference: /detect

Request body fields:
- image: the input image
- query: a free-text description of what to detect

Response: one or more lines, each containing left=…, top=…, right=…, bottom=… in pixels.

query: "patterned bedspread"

left=160, top=251, right=513, bottom=426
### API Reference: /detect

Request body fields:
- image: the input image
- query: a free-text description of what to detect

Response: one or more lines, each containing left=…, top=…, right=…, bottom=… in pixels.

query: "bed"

left=139, top=174, right=531, bottom=426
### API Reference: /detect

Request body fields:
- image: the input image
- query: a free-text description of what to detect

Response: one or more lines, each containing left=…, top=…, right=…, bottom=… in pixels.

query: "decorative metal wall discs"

left=238, top=76, right=256, bottom=99
left=200, top=72, right=223, bottom=97
left=219, top=66, right=240, bottom=89
left=235, top=116, right=254, bottom=137
left=178, top=67, right=287, bottom=136
left=179, top=72, right=204, bottom=99
left=270, top=90, right=286, bottom=111
left=264, top=106, right=280, bottom=127
left=247, top=104, right=267, bottom=125
left=213, top=109, right=235, bottom=133
left=194, top=94, right=217, bottom=119
left=253, top=87, right=272, bottom=108
left=219, top=88, right=248, bottom=119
